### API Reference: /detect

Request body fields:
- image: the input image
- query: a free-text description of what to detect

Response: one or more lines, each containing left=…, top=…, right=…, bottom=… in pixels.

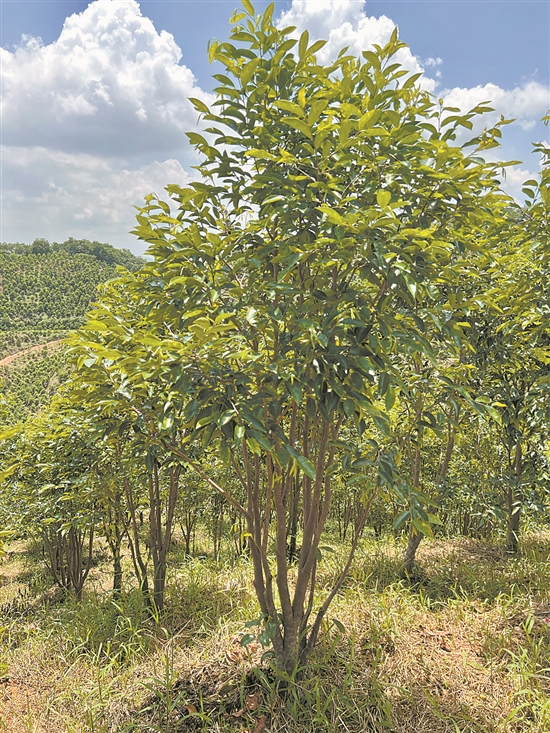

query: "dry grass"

left=2, top=532, right=550, bottom=732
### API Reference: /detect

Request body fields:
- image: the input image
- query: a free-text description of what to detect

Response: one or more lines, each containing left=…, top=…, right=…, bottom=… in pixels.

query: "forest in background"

left=0, top=3, right=549, bottom=731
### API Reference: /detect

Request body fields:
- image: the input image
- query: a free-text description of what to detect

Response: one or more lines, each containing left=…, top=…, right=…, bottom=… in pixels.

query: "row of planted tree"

left=1, top=3, right=549, bottom=674
left=0, top=238, right=143, bottom=334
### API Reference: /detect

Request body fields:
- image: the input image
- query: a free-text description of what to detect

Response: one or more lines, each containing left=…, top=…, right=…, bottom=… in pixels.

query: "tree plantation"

left=0, top=4, right=549, bottom=731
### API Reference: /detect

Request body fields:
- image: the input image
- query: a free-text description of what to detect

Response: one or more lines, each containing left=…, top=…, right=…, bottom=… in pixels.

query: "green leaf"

left=378, top=371, right=390, bottom=396
left=240, top=58, right=261, bottom=86
left=240, top=632, right=256, bottom=647
left=308, top=39, right=327, bottom=55
left=412, top=517, right=434, bottom=539
left=318, top=205, right=346, bottom=226
left=393, top=510, right=410, bottom=530
left=385, top=386, right=395, bottom=411
left=281, top=117, right=312, bottom=138
left=376, top=190, right=391, bottom=208
left=188, top=97, right=210, bottom=115
left=299, top=30, right=309, bottom=60
left=242, top=0, right=255, bottom=16
left=307, top=100, right=328, bottom=127
left=273, top=100, right=304, bottom=117
left=288, top=381, right=302, bottom=405
left=220, top=439, right=230, bottom=465
left=358, top=108, right=381, bottom=130
left=287, top=446, right=316, bottom=480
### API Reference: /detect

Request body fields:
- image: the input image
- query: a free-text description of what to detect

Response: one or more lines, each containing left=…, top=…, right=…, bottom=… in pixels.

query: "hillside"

left=0, top=238, right=142, bottom=352
left=0, top=237, right=143, bottom=419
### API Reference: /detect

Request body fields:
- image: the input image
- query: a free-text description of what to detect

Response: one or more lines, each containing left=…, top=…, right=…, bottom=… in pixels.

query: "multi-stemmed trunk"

left=67, top=526, right=94, bottom=602
left=43, top=523, right=94, bottom=600
left=172, top=412, right=369, bottom=674
left=119, top=459, right=180, bottom=614
left=149, top=464, right=180, bottom=612
left=402, top=410, right=455, bottom=575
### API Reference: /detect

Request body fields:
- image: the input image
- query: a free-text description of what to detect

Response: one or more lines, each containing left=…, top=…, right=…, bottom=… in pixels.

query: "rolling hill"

left=0, top=237, right=143, bottom=420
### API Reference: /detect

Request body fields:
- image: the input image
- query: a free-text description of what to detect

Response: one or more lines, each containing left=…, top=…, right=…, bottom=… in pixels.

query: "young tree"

left=73, top=2, right=509, bottom=672
left=2, top=398, right=98, bottom=600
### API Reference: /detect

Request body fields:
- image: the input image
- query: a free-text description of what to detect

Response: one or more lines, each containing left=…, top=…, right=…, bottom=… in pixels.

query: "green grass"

left=1, top=532, right=550, bottom=732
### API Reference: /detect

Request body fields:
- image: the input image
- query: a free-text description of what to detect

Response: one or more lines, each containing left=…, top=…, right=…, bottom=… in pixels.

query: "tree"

left=467, top=134, right=550, bottom=553
left=31, top=238, right=51, bottom=255
left=72, top=2, right=509, bottom=672
left=2, top=398, right=98, bottom=600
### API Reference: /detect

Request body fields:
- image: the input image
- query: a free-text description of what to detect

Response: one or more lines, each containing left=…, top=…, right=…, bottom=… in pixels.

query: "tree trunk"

left=112, top=548, right=123, bottom=592
left=67, top=526, right=94, bottom=601
left=403, top=529, right=423, bottom=575
left=286, top=473, right=300, bottom=561
left=506, top=441, right=523, bottom=554
left=103, top=491, right=124, bottom=594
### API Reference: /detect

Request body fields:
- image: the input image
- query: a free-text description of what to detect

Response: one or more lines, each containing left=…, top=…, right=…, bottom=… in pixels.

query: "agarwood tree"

left=2, top=397, right=99, bottom=600
left=72, top=2, right=510, bottom=672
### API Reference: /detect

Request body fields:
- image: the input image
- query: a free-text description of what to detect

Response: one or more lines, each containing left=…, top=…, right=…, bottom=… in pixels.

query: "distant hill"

left=0, top=237, right=143, bottom=357
left=0, top=237, right=144, bottom=419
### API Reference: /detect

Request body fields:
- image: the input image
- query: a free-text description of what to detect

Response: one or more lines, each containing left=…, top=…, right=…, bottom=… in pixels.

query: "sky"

left=1, top=0, right=549, bottom=254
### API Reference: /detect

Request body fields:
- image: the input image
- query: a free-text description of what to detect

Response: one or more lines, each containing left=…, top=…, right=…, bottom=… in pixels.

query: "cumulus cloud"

left=278, top=0, right=438, bottom=91
left=2, top=146, right=189, bottom=253
left=442, top=81, right=549, bottom=133
left=1, top=0, right=211, bottom=158
left=0, top=0, right=209, bottom=250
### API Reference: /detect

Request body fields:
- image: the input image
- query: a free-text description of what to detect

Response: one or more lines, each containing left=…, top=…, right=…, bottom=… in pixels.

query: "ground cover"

left=1, top=532, right=550, bottom=732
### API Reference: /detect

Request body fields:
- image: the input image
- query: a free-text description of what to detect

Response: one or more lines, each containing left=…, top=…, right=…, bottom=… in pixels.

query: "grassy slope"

left=1, top=532, right=549, bottom=733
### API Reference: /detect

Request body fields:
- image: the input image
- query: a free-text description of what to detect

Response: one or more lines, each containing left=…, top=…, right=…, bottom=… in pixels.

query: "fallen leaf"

left=232, top=708, right=244, bottom=718
left=253, top=714, right=267, bottom=733
left=225, top=649, right=242, bottom=664
left=186, top=704, right=197, bottom=714
left=246, top=693, right=260, bottom=711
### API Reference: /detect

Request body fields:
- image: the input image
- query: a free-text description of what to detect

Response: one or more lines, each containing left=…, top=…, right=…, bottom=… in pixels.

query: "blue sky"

left=1, top=0, right=549, bottom=252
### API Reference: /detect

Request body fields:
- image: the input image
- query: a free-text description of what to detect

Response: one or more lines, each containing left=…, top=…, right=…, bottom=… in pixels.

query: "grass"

left=1, top=531, right=550, bottom=732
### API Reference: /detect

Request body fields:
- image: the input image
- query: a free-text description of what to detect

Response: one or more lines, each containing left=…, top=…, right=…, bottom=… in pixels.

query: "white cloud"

left=423, top=57, right=443, bottom=68
left=278, top=0, right=438, bottom=91
left=0, top=0, right=211, bottom=251
left=442, top=81, right=549, bottom=132
left=493, top=165, right=540, bottom=203
left=2, top=0, right=548, bottom=251
left=1, top=146, right=189, bottom=253
left=439, top=81, right=549, bottom=189
left=1, top=0, right=211, bottom=158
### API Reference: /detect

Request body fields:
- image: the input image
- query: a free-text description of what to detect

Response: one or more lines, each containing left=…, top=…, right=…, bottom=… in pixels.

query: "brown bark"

left=403, top=529, right=423, bottom=575
left=506, top=441, right=523, bottom=554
